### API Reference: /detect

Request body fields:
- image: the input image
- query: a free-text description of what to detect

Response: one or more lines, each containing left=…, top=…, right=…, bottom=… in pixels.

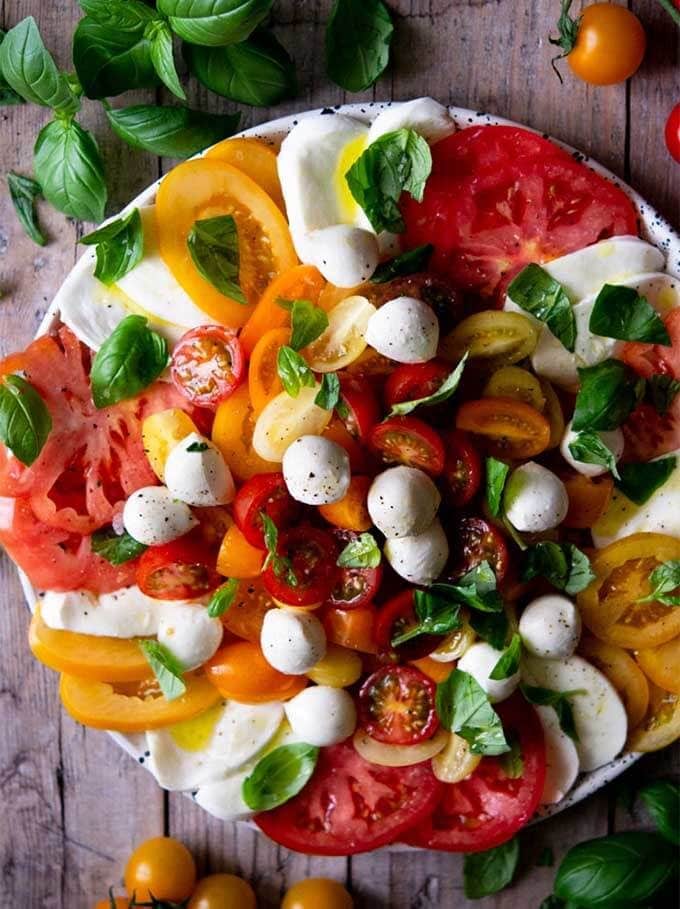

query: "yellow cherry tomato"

left=212, top=384, right=279, bottom=482
left=142, top=408, right=198, bottom=481
left=188, top=873, right=257, bottom=909
left=578, top=634, right=649, bottom=728
left=440, top=310, right=539, bottom=366
left=124, top=837, right=196, bottom=903
left=306, top=643, right=363, bottom=687
left=636, top=636, right=680, bottom=695
left=205, top=136, right=285, bottom=212
left=305, top=295, right=376, bottom=372
left=252, top=386, right=332, bottom=462
left=248, top=326, right=289, bottom=414
left=627, top=683, right=680, bottom=753
left=431, top=731, right=482, bottom=783
left=483, top=366, right=546, bottom=411
left=565, top=3, right=646, bottom=86
left=352, top=728, right=448, bottom=767
left=282, top=878, right=353, bottom=909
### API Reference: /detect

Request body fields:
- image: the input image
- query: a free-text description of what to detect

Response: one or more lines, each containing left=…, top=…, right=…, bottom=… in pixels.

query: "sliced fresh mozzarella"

left=365, top=296, right=439, bottom=363
left=528, top=327, right=580, bottom=389
left=304, top=225, right=380, bottom=287
left=260, top=609, right=326, bottom=675
left=122, top=485, right=197, bottom=545
left=252, top=385, right=332, bottom=462
left=384, top=518, right=449, bottom=586
left=367, top=466, right=440, bottom=538
left=560, top=420, right=624, bottom=478
left=164, top=432, right=235, bottom=507
left=54, top=262, right=131, bottom=351
left=367, top=98, right=456, bottom=145
left=535, top=705, right=580, bottom=805
left=282, top=435, right=351, bottom=505
left=522, top=654, right=627, bottom=771
left=503, top=462, right=569, bottom=532
left=519, top=595, right=582, bottom=660
left=284, top=686, right=357, bottom=746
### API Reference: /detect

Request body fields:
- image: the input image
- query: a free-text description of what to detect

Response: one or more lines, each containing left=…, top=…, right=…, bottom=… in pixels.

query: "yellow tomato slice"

left=440, top=310, right=539, bottom=365
left=142, top=409, right=198, bottom=482
left=578, top=634, right=649, bottom=727
left=483, top=366, right=546, bottom=411
left=306, top=644, right=363, bottom=688
left=156, top=159, right=297, bottom=327
left=59, top=672, right=221, bottom=731
left=352, top=728, right=448, bottom=767
left=636, top=636, right=680, bottom=695
left=431, top=731, right=482, bottom=783
left=205, top=137, right=285, bottom=212
left=577, top=533, right=680, bottom=649
left=248, top=326, right=289, bottom=415
left=305, top=295, right=376, bottom=372
left=212, top=384, right=279, bottom=481
left=627, top=683, right=680, bottom=753
left=252, top=385, right=332, bottom=462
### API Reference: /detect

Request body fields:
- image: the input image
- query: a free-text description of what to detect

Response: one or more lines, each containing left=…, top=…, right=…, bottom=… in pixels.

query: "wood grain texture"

left=0, top=0, right=678, bottom=906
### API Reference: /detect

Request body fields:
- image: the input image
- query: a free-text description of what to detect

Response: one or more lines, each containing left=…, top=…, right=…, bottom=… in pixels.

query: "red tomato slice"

left=623, top=401, right=680, bottom=462
left=338, top=375, right=380, bottom=440
left=358, top=665, right=439, bottom=745
left=255, top=740, right=442, bottom=855
left=171, top=325, right=245, bottom=409
left=384, top=360, right=452, bottom=409
left=327, top=530, right=383, bottom=609
left=402, top=125, right=638, bottom=301
left=402, top=695, right=546, bottom=851
left=441, top=430, right=482, bottom=507
left=232, top=472, right=300, bottom=549
left=369, top=416, right=445, bottom=475
left=448, top=516, right=510, bottom=582
left=620, top=308, right=680, bottom=380
left=263, top=525, right=339, bottom=607
left=374, top=590, right=440, bottom=661
left=136, top=536, right=222, bottom=600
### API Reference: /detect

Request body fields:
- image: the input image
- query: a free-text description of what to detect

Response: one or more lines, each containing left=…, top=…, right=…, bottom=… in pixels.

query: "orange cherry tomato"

left=248, top=326, right=289, bottom=414
left=188, top=873, right=257, bottom=909
left=319, top=475, right=372, bottom=531
left=578, top=635, right=649, bottom=728
left=322, top=605, right=378, bottom=653
left=221, top=577, right=275, bottom=643
left=205, top=136, right=285, bottom=212
left=156, top=158, right=297, bottom=327
left=636, top=636, right=680, bottom=695
left=322, top=418, right=372, bottom=472
left=212, top=384, right=278, bottom=481
left=455, top=396, right=551, bottom=459
left=409, top=656, right=454, bottom=684
left=562, top=472, right=614, bottom=529
left=206, top=640, right=306, bottom=702
left=124, top=837, right=196, bottom=903
left=217, top=524, right=265, bottom=579
left=282, top=878, right=353, bottom=909
left=566, top=3, right=645, bottom=86
left=240, top=264, right=325, bottom=356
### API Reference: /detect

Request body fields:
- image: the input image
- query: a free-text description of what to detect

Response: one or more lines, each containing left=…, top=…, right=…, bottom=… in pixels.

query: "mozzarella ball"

left=260, top=609, right=327, bottom=675
left=164, top=432, right=235, bottom=507
left=457, top=642, right=520, bottom=703
left=157, top=604, right=224, bottom=671
left=284, top=685, right=357, bottom=746
left=519, top=594, right=582, bottom=660
left=122, top=485, right=197, bottom=546
left=384, top=518, right=449, bottom=586
left=368, top=466, right=440, bottom=538
left=282, top=435, right=351, bottom=505
left=503, top=462, right=569, bottom=532
left=305, top=225, right=380, bottom=287
left=364, top=296, right=439, bottom=363
left=560, top=420, right=624, bottom=478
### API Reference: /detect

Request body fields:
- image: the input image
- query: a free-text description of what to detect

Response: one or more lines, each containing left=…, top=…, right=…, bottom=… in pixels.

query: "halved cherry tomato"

left=441, top=430, right=482, bottom=507
left=322, top=605, right=378, bottom=653
left=374, top=590, right=439, bottom=661
left=483, top=366, right=545, bottom=411
left=456, top=397, right=551, bottom=459
left=627, top=683, right=680, bottom=753
left=212, top=384, right=279, bottom=481
left=217, top=524, right=265, bottom=579
left=233, top=472, right=300, bottom=548
left=561, top=472, right=614, bottom=529
left=221, top=577, right=274, bottom=643
left=623, top=401, right=680, bottom=463
left=409, top=655, right=454, bottom=684
left=448, top=515, right=510, bottom=582
left=205, top=137, right=285, bottom=211
left=322, top=418, right=372, bottom=472
left=142, top=408, right=199, bottom=482
left=578, top=635, right=649, bottom=728
left=666, top=103, right=680, bottom=164
left=125, top=836, right=196, bottom=904
left=621, top=308, right=680, bottom=380
left=440, top=311, right=539, bottom=365
left=263, top=525, right=339, bottom=607
left=137, top=537, right=222, bottom=600
left=319, top=476, right=372, bottom=532
left=540, top=378, right=565, bottom=449
left=384, top=360, right=452, bottom=410
left=171, top=326, right=245, bottom=409
left=248, top=326, right=289, bottom=414
left=338, top=375, right=380, bottom=439
left=636, top=637, right=680, bottom=695
left=359, top=665, right=439, bottom=745
left=566, top=3, right=645, bottom=86
left=206, top=641, right=306, bottom=703
left=327, top=529, right=383, bottom=608
left=305, top=296, right=376, bottom=372
left=370, top=416, right=445, bottom=475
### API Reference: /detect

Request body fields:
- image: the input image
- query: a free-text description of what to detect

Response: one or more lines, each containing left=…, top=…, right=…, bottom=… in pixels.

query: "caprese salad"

left=2, top=98, right=679, bottom=856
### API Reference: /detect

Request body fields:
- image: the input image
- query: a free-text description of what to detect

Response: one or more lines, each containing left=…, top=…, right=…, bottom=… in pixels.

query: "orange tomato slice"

left=455, top=396, right=551, bottom=459
left=319, top=475, right=372, bottom=531
left=217, top=524, right=265, bottom=579
left=205, top=641, right=306, bottom=703
left=636, top=636, right=680, bottom=695
left=156, top=159, right=297, bottom=327
left=205, top=137, right=285, bottom=212
left=212, top=384, right=278, bottom=481
left=627, top=683, right=680, bottom=753
left=248, top=326, right=289, bottom=414
left=578, top=634, right=649, bottom=727
left=562, top=472, right=614, bottom=529
left=221, top=578, right=275, bottom=644
left=322, top=605, right=377, bottom=653
left=322, top=418, right=372, bottom=473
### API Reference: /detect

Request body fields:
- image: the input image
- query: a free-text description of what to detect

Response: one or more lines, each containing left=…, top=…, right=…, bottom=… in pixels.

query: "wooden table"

left=1, top=2, right=678, bottom=906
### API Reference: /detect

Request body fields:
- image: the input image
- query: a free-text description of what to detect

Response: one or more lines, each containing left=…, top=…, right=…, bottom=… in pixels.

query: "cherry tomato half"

left=124, top=836, right=196, bottom=903
left=263, top=525, right=339, bottom=607
left=136, top=537, right=222, bottom=600
left=171, top=325, right=245, bottom=409
left=338, top=375, right=381, bottom=439
left=441, top=429, right=482, bottom=507
left=448, top=516, right=510, bottom=582
left=567, top=3, right=645, bottom=86
left=374, top=590, right=440, bottom=661
left=206, top=640, right=306, bottom=702
left=233, top=471, right=300, bottom=548
left=456, top=396, right=551, bottom=459
left=666, top=103, right=680, bottom=164
left=359, top=665, right=439, bottom=745
left=370, top=416, right=445, bottom=475
left=322, top=604, right=378, bottom=653
left=384, top=360, right=452, bottom=409
left=327, top=529, right=383, bottom=609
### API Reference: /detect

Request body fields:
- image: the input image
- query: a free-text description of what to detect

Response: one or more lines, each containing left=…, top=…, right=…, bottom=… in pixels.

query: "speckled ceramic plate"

left=19, top=101, right=679, bottom=835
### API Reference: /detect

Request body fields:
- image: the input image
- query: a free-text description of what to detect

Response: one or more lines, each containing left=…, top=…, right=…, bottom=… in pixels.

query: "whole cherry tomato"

left=124, top=837, right=196, bottom=903
left=665, top=103, right=680, bottom=164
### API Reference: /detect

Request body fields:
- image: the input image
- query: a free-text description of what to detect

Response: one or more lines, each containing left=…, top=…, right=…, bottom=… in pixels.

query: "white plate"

left=18, top=101, right=679, bottom=836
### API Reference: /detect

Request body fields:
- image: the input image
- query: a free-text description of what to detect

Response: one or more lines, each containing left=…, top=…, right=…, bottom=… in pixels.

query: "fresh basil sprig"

left=0, top=374, right=52, bottom=466
left=463, top=837, right=520, bottom=900
left=523, top=541, right=595, bottom=595
left=485, top=456, right=510, bottom=518
left=146, top=19, right=186, bottom=100
left=436, top=669, right=509, bottom=756
left=645, top=374, right=680, bottom=415
left=572, top=359, right=645, bottom=432
left=278, top=298, right=329, bottom=351
left=391, top=590, right=463, bottom=648
left=489, top=633, right=522, bottom=681
left=139, top=639, right=186, bottom=701
left=567, top=430, right=620, bottom=479
left=261, top=512, right=298, bottom=587
left=34, top=118, right=107, bottom=222
left=277, top=347, right=315, bottom=398
left=346, top=128, right=432, bottom=234
left=615, top=456, right=676, bottom=506
left=81, top=208, right=144, bottom=285
left=520, top=684, right=582, bottom=741
left=431, top=561, right=504, bottom=614
left=7, top=172, right=45, bottom=246
left=638, top=780, right=680, bottom=845
left=207, top=577, right=239, bottom=618
left=371, top=244, right=434, bottom=284
left=589, top=283, right=671, bottom=345
left=0, top=29, right=23, bottom=106
left=90, top=315, right=169, bottom=408
left=158, top=0, right=274, bottom=47
left=0, top=17, right=79, bottom=113
left=326, top=0, right=393, bottom=92
left=315, top=373, right=341, bottom=411
left=388, top=353, right=467, bottom=417
left=337, top=533, right=381, bottom=569
left=242, top=742, right=319, bottom=811
left=637, top=559, right=680, bottom=607
left=507, top=264, right=576, bottom=352
left=106, top=104, right=240, bottom=158
left=91, top=526, right=147, bottom=564
left=187, top=215, right=246, bottom=303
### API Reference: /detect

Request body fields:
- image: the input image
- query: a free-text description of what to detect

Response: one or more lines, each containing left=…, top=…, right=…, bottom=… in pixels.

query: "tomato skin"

left=441, top=430, right=482, bottom=507
left=621, top=308, right=680, bottom=381
left=359, top=665, right=439, bottom=745
left=338, top=375, right=381, bottom=439
left=221, top=577, right=274, bottom=643
left=456, top=397, right=551, bottom=459
left=171, top=326, right=245, bottom=409
left=370, top=416, right=445, bottom=475
left=448, top=516, right=510, bottom=582
left=233, top=472, right=299, bottom=548
left=374, top=590, right=440, bottom=661
left=282, top=878, right=353, bottom=909
left=263, top=525, right=339, bottom=607
left=206, top=640, right=306, bottom=702
left=319, top=475, right=373, bottom=532
left=322, top=605, right=378, bottom=653
left=124, top=837, right=196, bottom=903
left=384, top=360, right=452, bottom=409
left=567, top=3, right=645, bottom=86
left=136, top=537, right=222, bottom=600
left=188, top=873, right=257, bottom=909
left=666, top=104, right=680, bottom=163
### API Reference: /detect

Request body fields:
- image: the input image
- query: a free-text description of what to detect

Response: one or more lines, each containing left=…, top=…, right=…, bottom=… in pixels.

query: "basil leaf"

left=277, top=346, right=315, bottom=398
left=389, top=353, right=467, bottom=417
left=106, top=104, right=240, bottom=158
left=78, top=0, right=157, bottom=28
left=315, top=373, right=341, bottom=411
left=431, top=563, right=503, bottom=614
left=138, top=639, right=186, bottom=701
left=520, top=684, right=582, bottom=741
left=554, top=832, right=676, bottom=907
left=638, top=559, right=680, bottom=608
left=80, top=208, right=143, bottom=285
left=242, top=742, right=318, bottom=811
left=90, top=315, right=169, bottom=408
left=646, top=374, right=680, bottom=415
left=500, top=735, right=525, bottom=780
left=184, top=30, right=296, bottom=106
left=146, top=19, right=185, bottom=100
left=463, top=837, right=519, bottom=899
left=186, top=441, right=209, bottom=452
left=485, top=456, right=510, bottom=518
left=207, top=577, right=239, bottom=618
left=346, top=128, right=432, bottom=234
left=187, top=215, right=246, bottom=303
left=0, top=29, right=23, bottom=106
left=0, top=374, right=52, bottom=466
left=91, top=526, right=147, bottom=564
left=337, top=533, right=381, bottom=569
left=589, top=284, right=671, bottom=345
left=572, top=359, right=645, bottom=432
left=371, top=244, right=434, bottom=284
left=261, top=512, right=297, bottom=587
left=567, top=430, right=620, bottom=479
left=277, top=298, right=329, bottom=351
left=639, top=780, right=680, bottom=845
left=326, top=0, right=393, bottom=92
left=34, top=118, right=107, bottom=222
left=615, top=456, right=676, bottom=506
left=507, top=263, right=576, bottom=352
left=489, top=633, right=521, bottom=681
left=7, top=172, right=46, bottom=246
left=470, top=611, right=509, bottom=651
left=523, top=541, right=595, bottom=595
left=0, top=17, right=79, bottom=112
left=158, top=0, right=273, bottom=46
left=436, top=669, right=509, bottom=755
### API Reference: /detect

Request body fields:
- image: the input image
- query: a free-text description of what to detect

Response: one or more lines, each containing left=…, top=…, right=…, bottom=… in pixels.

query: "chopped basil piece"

left=187, top=215, right=246, bottom=304
left=91, top=527, right=147, bottom=565
left=7, top=172, right=46, bottom=246
left=314, top=372, right=341, bottom=411
left=520, top=684, right=583, bottom=741
left=261, top=512, right=297, bottom=587
left=388, top=353, right=467, bottom=417
left=567, top=430, right=620, bottom=479
left=645, top=375, right=680, bottom=415
left=589, top=283, right=671, bottom=345
left=637, top=560, right=680, bottom=608
left=138, top=639, right=186, bottom=701
left=615, top=456, right=676, bottom=505
left=507, top=263, right=576, bottom=352
left=90, top=315, right=169, bottom=408
left=470, top=610, right=509, bottom=651
left=337, top=532, right=381, bottom=569
left=430, top=561, right=504, bottom=615
left=436, top=669, right=509, bottom=755
left=523, top=541, right=595, bottom=595
left=277, top=297, right=329, bottom=351
left=391, top=588, right=463, bottom=648
left=572, top=359, right=645, bottom=432
left=242, top=742, right=319, bottom=811
left=277, top=346, right=315, bottom=398
left=80, top=207, right=144, bottom=286
left=489, top=633, right=522, bottom=681
left=485, top=456, right=510, bottom=518
left=500, top=736, right=525, bottom=780
left=463, top=837, right=520, bottom=899
left=325, top=0, right=393, bottom=92
left=0, top=375, right=52, bottom=466
left=207, top=578, right=239, bottom=618
left=186, top=441, right=209, bottom=452
left=370, top=244, right=434, bottom=283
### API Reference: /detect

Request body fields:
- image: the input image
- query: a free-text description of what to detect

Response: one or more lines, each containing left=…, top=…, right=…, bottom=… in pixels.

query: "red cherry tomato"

left=327, top=530, right=383, bottom=609
left=383, top=360, right=453, bottom=409
left=666, top=104, right=680, bottom=164
left=338, top=375, right=380, bottom=439
left=441, top=430, right=482, bottom=507
left=136, top=536, right=222, bottom=600
left=448, top=516, right=510, bottom=583
left=621, top=308, right=680, bottom=380
left=263, top=525, right=339, bottom=607
left=233, top=472, right=300, bottom=549
left=369, top=416, right=445, bottom=475
left=358, top=665, right=439, bottom=745
left=374, top=590, right=439, bottom=661
left=171, top=325, right=245, bottom=408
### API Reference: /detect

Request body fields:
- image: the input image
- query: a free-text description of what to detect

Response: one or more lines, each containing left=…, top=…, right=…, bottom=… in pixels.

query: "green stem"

left=655, top=0, right=680, bottom=27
